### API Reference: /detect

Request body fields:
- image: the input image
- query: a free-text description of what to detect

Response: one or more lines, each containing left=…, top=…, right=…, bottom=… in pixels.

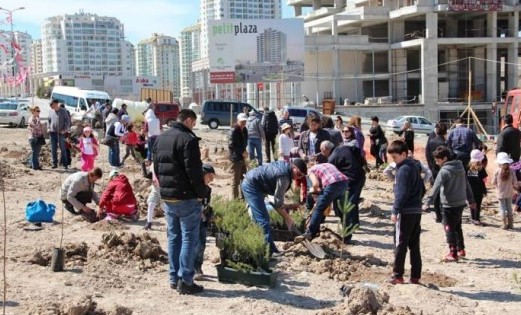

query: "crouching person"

left=60, top=167, right=103, bottom=222
left=387, top=140, right=423, bottom=285
left=98, top=170, right=139, bottom=221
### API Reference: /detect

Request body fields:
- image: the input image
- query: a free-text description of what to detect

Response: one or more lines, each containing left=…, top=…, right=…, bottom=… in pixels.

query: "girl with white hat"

left=492, top=152, right=518, bottom=229
left=278, top=123, right=294, bottom=162
left=466, top=149, right=488, bottom=226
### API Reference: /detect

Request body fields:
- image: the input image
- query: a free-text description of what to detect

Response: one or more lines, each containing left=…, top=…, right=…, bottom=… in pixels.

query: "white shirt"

left=279, top=134, right=294, bottom=157
left=145, top=109, right=161, bottom=137
left=82, top=137, right=94, bottom=155
left=309, top=132, right=317, bottom=155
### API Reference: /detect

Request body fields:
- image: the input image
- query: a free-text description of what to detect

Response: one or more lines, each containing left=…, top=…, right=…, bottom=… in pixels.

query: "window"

left=289, top=109, right=307, bottom=117
left=418, top=118, right=431, bottom=125
left=51, top=92, right=78, bottom=108
left=408, top=117, right=418, bottom=124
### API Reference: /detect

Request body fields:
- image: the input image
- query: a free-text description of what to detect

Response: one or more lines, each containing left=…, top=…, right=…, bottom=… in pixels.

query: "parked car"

left=153, top=102, right=180, bottom=126
left=284, top=106, right=323, bottom=129
left=386, top=115, right=434, bottom=135
left=201, top=100, right=258, bottom=129
left=0, top=101, right=30, bottom=128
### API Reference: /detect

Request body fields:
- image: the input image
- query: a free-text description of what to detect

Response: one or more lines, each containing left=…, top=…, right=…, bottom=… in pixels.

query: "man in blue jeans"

left=48, top=99, right=70, bottom=169
left=246, top=110, right=264, bottom=166
left=154, top=109, right=207, bottom=295
left=241, top=159, right=307, bottom=254
left=297, top=163, right=349, bottom=242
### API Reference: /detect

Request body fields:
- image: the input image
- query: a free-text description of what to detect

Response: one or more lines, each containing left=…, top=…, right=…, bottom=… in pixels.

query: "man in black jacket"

left=298, top=115, right=331, bottom=161
left=262, top=107, right=279, bottom=163
left=496, top=114, right=521, bottom=162
left=153, top=109, right=206, bottom=295
left=229, top=113, right=248, bottom=199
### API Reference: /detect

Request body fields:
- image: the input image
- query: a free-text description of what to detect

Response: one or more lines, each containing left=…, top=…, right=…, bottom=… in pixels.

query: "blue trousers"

left=108, top=141, right=121, bottom=167
left=28, top=138, right=43, bottom=170
left=248, top=138, right=263, bottom=166
left=49, top=132, right=68, bottom=167
left=308, top=180, right=349, bottom=236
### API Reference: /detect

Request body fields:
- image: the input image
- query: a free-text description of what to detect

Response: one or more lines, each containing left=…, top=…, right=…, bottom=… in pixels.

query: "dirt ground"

left=0, top=124, right=521, bottom=315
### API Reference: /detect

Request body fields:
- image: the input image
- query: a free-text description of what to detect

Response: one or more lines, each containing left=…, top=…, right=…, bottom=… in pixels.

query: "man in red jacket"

left=98, top=170, right=138, bottom=220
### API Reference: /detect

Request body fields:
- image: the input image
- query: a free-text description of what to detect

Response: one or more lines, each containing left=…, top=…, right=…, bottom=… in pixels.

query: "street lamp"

left=0, top=6, right=25, bottom=96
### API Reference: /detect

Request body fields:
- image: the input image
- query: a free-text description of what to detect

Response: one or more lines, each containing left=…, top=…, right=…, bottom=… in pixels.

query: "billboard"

left=208, top=19, right=305, bottom=84
left=448, top=0, right=502, bottom=11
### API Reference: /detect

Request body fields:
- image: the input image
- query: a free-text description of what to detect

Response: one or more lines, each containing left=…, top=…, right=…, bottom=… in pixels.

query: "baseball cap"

left=470, top=149, right=484, bottom=162
left=291, top=158, right=307, bottom=175
left=203, top=163, right=215, bottom=174
left=121, top=115, right=130, bottom=123
left=109, top=169, right=119, bottom=178
left=237, top=113, right=247, bottom=122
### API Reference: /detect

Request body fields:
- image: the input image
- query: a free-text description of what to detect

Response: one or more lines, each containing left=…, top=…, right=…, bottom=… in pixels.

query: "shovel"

left=291, top=226, right=326, bottom=259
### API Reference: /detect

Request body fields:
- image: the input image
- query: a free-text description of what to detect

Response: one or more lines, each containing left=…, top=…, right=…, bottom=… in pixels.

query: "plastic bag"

left=25, top=199, right=56, bottom=223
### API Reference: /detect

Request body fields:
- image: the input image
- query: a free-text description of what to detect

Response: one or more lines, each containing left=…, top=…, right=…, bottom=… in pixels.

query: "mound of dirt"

left=91, top=232, right=167, bottom=271
left=279, top=229, right=387, bottom=282
left=367, top=170, right=389, bottom=181
left=90, top=219, right=129, bottom=231
left=359, top=201, right=386, bottom=217
left=27, top=242, right=88, bottom=267
left=320, top=284, right=414, bottom=315
left=28, top=295, right=133, bottom=315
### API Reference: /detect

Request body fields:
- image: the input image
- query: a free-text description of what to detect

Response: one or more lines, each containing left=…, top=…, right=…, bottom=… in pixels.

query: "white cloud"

left=6, top=0, right=200, bottom=43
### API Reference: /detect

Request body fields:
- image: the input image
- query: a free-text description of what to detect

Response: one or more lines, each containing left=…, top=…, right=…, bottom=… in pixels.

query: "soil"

left=1, top=125, right=521, bottom=314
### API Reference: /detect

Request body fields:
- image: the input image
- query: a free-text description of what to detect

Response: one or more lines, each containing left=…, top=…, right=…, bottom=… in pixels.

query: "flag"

left=5, top=12, right=12, bottom=25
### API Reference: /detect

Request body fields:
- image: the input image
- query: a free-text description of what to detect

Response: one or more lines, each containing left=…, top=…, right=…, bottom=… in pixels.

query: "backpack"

left=263, top=112, right=279, bottom=135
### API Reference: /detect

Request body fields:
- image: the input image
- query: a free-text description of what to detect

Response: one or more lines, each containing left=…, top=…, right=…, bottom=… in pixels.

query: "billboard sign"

left=448, top=0, right=502, bottom=11
left=208, top=19, right=305, bottom=84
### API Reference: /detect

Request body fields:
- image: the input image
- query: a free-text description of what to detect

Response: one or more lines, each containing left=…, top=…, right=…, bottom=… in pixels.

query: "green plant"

left=212, top=197, right=271, bottom=271
left=289, top=187, right=301, bottom=205
left=269, top=209, right=305, bottom=230
left=337, top=192, right=359, bottom=260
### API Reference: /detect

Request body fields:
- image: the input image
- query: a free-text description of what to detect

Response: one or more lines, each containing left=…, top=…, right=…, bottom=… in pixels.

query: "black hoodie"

left=392, top=158, right=424, bottom=215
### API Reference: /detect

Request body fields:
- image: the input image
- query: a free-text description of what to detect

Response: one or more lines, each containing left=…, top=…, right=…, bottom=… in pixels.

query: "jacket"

left=369, top=125, right=387, bottom=146
left=425, top=135, right=446, bottom=179
left=327, top=145, right=365, bottom=182
left=496, top=125, right=521, bottom=162
left=491, top=168, right=518, bottom=199
left=246, top=114, right=265, bottom=139
left=48, top=107, right=70, bottom=133
left=325, top=128, right=343, bottom=147
left=392, top=158, right=424, bottom=215
left=125, top=131, right=139, bottom=146
left=153, top=122, right=207, bottom=200
left=99, top=174, right=137, bottom=209
left=298, top=128, right=331, bottom=157
left=262, top=110, right=279, bottom=136
left=228, top=124, right=248, bottom=162
left=447, top=125, right=482, bottom=157
left=426, top=159, right=475, bottom=208
left=243, top=161, right=292, bottom=197
left=60, top=172, right=100, bottom=209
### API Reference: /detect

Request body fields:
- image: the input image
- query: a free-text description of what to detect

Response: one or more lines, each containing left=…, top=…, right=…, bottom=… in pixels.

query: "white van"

left=50, top=86, right=111, bottom=121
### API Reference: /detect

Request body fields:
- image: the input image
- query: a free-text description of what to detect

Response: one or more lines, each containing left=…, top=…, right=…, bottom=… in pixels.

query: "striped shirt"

left=309, top=163, right=348, bottom=188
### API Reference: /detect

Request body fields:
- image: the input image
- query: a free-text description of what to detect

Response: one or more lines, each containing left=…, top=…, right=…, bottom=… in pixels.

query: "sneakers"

left=177, top=281, right=204, bottom=295
left=386, top=276, right=404, bottom=285
left=443, top=252, right=458, bottom=262
left=457, top=249, right=466, bottom=258
left=170, top=279, right=179, bottom=290
left=143, top=222, right=152, bottom=230
left=410, top=278, right=421, bottom=284
left=194, top=270, right=204, bottom=281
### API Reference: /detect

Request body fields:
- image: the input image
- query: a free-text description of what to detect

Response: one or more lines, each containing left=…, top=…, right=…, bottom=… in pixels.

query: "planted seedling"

left=337, top=191, right=359, bottom=261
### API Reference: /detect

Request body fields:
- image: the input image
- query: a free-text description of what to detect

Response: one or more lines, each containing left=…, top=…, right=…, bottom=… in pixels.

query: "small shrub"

left=269, top=209, right=305, bottom=231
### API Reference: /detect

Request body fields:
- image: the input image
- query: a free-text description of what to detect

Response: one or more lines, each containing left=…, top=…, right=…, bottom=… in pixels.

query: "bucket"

left=51, top=247, right=65, bottom=272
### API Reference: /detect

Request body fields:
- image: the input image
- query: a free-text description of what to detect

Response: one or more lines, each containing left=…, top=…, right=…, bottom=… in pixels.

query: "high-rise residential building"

left=180, top=24, right=201, bottom=100
left=121, top=40, right=135, bottom=77
left=192, top=0, right=282, bottom=104
left=136, top=33, right=181, bottom=97
left=257, top=28, right=287, bottom=64
left=290, top=0, right=521, bottom=129
left=40, top=12, right=131, bottom=76
left=0, top=31, right=32, bottom=73
left=31, top=39, right=43, bottom=74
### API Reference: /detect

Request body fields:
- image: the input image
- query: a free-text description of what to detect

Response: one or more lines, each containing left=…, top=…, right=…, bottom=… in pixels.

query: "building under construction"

left=290, top=0, right=520, bottom=132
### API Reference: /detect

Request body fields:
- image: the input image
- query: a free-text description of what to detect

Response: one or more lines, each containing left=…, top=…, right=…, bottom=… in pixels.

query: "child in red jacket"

left=98, top=170, right=138, bottom=220
left=122, top=123, right=142, bottom=165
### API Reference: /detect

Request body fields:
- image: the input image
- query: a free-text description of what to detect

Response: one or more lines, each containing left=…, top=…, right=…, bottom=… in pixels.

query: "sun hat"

left=281, top=123, right=292, bottom=131
left=496, top=152, right=513, bottom=165
left=237, top=113, right=247, bottom=122
left=470, top=149, right=484, bottom=162
left=109, top=169, right=119, bottom=179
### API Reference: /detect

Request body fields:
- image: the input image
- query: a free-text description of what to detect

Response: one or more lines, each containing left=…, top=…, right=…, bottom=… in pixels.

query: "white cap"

left=470, top=149, right=484, bottom=162
left=109, top=169, right=119, bottom=178
left=496, top=152, right=513, bottom=165
left=281, top=123, right=292, bottom=131
left=237, top=113, right=247, bottom=122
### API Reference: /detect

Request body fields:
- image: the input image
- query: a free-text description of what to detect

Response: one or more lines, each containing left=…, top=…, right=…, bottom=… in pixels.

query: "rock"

left=62, top=296, right=95, bottom=315
left=109, top=305, right=133, bottom=315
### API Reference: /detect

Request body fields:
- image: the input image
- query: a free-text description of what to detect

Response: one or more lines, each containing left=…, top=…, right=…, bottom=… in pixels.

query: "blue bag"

left=25, top=199, right=56, bottom=223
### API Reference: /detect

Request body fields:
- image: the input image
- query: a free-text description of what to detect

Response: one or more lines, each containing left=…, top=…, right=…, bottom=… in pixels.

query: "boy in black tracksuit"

left=387, top=140, right=423, bottom=285
left=194, top=164, right=215, bottom=278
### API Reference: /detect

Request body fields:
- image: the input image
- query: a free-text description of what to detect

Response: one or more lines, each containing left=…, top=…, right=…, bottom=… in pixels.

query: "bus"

left=50, top=86, right=111, bottom=121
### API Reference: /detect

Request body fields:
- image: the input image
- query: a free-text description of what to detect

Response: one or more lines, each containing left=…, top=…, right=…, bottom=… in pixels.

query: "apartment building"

left=192, top=0, right=283, bottom=105
left=180, top=24, right=201, bottom=102
left=289, top=0, right=521, bottom=128
left=31, top=39, right=43, bottom=75
left=136, top=33, right=181, bottom=97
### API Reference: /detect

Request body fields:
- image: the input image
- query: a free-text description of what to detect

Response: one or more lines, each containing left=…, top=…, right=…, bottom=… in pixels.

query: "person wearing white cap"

left=278, top=123, right=294, bottom=162
left=492, top=152, right=518, bottom=229
left=466, top=149, right=488, bottom=226
left=79, top=126, right=99, bottom=171
left=228, top=113, right=248, bottom=199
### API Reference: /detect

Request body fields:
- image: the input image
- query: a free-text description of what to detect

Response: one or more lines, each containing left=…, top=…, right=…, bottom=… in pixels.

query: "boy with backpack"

left=387, top=140, right=423, bottom=284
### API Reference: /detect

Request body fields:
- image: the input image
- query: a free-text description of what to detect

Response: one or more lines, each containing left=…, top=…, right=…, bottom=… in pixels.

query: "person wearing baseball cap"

left=228, top=113, right=248, bottom=199
left=467, top=149, right=487, bottom=227
left=241, top=158, right=307, bottom=255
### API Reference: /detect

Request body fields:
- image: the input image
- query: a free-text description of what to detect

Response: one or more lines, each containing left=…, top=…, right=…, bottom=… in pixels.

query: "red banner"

left=210, top=72, right=235, bottom=84
left=449, top=0, right=502, bottom=11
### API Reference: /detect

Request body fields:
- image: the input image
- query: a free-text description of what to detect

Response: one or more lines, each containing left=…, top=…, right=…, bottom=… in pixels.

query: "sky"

left=1, top=0, right=295, bottom=44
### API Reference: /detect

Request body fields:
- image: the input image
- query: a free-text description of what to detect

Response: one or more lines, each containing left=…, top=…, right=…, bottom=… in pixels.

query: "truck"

left=500, top=88, right=521, bottom=128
